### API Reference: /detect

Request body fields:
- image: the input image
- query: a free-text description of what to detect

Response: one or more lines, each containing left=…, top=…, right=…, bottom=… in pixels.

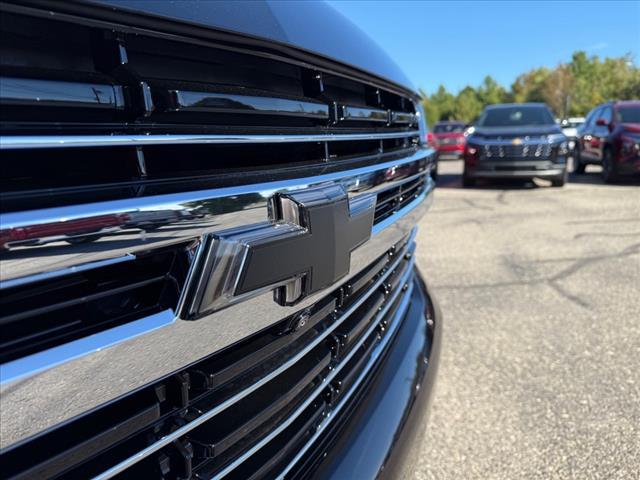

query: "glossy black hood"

left=472, top=125, right=564, bottom=139
left=89, top=0, right=415, bottom=93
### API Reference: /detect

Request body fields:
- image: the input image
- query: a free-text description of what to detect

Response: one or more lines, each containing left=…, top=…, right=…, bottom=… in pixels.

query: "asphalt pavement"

left=414, top=160, right=640, bottom=480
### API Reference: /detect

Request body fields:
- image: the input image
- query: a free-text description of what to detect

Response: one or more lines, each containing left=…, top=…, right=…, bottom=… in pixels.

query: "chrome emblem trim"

left=183, top=185, right=376, bottom=318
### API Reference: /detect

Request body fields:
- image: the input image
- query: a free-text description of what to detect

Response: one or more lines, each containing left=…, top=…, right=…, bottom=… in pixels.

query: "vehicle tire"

left=573, top=145, right=586, bottom=173
left=601, top=147, right=618, bottom=183
left=462, top=174, right=475, bottom=187
left=551, top=168, right=568, bottom=187
left=431, top=161, right=438, bottom=182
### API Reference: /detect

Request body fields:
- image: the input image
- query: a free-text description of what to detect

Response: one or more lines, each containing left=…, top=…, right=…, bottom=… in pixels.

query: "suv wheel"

left=601, top=147, right=618, bottom=183
left=551, top=168, right=568, bottom=187
left=573, top=144, right=586, bottom=173
left=462, top=174, right=475, bottom=187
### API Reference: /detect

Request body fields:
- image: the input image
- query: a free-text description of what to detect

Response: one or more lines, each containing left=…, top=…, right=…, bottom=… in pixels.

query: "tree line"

left=420, top=51, right=640, bottom=127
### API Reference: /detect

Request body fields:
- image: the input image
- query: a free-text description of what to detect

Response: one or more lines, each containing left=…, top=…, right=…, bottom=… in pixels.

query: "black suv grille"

left=480, top=143, right=554, bottom=160
left=0, top=3, right=431, bottom=479
left=1, top=236, right=415, bottom=480
left=0, top=4, right=420, bottom=214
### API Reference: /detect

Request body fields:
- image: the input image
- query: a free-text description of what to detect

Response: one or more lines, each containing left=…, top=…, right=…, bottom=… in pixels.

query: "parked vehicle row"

left=431, top=100, right=639, bottom=187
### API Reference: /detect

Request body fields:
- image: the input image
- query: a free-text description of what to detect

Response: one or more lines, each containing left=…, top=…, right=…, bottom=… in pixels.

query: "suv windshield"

left=477, top=106, right=555, bottom=127
left=434, top=123, right=465, bottom=133
left=617, top=106, right=640, bottom=123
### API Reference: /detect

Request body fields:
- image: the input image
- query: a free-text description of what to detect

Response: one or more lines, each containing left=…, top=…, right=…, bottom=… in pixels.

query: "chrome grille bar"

left=0, top=131, right=419, bottom=150
left=216, top=261, right=415, bottom=480
left=0, top=150, right=431, bottom=283
left=276, top=278, right=415, bottom=479
left=90, top=240, right=415, bottom=480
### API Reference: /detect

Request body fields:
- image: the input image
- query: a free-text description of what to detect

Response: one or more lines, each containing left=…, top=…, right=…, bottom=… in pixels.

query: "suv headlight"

left=558, top=141, right=569, bottom=155
left=415, top=102, right=429, bottom=146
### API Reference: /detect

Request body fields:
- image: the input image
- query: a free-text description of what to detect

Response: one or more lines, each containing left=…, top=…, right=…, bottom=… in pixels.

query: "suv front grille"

left=1, top=237, right=415, bottom=480
left=0, top=4, right=420, bottom=213
left=480, top=143, right=554, bottom=160
left=0, top=3, right=433, bottom=479
left=0, top=242, right=193, bottom=364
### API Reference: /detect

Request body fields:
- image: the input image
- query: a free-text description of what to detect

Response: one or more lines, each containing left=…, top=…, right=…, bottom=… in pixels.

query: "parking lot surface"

left=414, top=160, right=640, bottom=479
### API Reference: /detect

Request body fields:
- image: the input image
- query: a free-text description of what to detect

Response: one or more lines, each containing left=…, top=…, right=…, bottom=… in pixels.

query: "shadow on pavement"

left=435, top=174, right=536, bottom=190
left=570, top=171, right=640, bottom=186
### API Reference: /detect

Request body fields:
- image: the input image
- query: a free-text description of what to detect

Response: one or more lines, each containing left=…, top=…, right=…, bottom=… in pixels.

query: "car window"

left=434, top=124, right=465, bottom=133
left=617, top=106, right=640, bottom=123
left=477, top=106, right=556, bottom=127
left=600, top=107, right=612, bottom=123
left=585, top=107, right=601, bottom=127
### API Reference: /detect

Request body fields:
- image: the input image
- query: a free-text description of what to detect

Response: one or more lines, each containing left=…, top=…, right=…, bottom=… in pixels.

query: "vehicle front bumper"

left=436, top=148, right=464, bottom=160
left=466, top=158, right=567, bottom=179
left=301, top=267, right=442, bottom=480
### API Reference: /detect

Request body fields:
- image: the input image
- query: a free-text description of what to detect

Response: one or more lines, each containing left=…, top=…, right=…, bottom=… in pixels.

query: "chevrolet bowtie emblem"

left=183, top=185, right=376, bottom=318
left=511, top=137, right=523, bottom=145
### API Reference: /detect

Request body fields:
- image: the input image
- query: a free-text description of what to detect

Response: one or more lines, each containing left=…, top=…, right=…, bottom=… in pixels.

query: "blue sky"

left=327, top=0, right=640, bottom=94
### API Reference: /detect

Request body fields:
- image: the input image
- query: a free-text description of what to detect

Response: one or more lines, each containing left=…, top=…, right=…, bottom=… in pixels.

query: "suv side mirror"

left=596, top=118, right=608, bottom=126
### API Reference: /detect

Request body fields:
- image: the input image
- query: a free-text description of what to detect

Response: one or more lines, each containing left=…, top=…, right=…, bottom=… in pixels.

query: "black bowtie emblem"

left=184, top=184, right=375, bottom=318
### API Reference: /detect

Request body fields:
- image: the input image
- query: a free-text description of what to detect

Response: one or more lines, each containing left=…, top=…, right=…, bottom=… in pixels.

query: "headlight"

left=558, top=141, right=569, bottom=155
left=415, top=102, right=429, bottom=146
left=621, top=136, right=640, bottom=155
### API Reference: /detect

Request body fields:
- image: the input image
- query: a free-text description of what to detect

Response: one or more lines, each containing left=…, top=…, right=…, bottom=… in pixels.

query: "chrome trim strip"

left=0, top=149, right=430, bottom=284
left=0, top=254, right=135, bottom=290
left=0, top=194, right=429, bottom=449
left=0, top=77, right=126, bottom=110
left=0, top=309, right=176, bottom=385
left=390, top=111, right=417, bottom=125
left=339, top=105, right=388, bottom=123
left=0, top=131, right=420, bottom=150
left=276, top=277, right=415, bottom=479
left=166, top=90, right=329, bottom=119
left=216, top=265, right=414, bottom=480
left=91, top=250, right=415, bottom=480
left=372, top=179, right=433, bottom=236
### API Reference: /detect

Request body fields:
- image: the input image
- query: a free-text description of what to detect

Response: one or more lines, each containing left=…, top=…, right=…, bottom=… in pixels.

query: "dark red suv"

left=575, top=100, right=640, bottom=182
left=430, top=120, right=467, bottom=160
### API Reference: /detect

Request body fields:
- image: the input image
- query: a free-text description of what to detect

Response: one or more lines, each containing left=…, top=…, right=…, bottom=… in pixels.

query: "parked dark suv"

left=463, top=103, right=569, bottom=187
left=0, top=1, right=440, bottom=479
left=575, top=101, right=640, bottom=182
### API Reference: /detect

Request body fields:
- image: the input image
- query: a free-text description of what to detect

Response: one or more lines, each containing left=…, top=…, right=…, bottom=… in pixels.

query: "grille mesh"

left=481, top=143, right=554, bottom=160
left=0, top=4, right=428, bottom=479
left=1, top=237, right=415, bottom=480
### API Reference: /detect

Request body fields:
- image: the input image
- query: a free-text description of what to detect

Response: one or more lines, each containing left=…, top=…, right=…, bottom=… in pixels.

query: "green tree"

left=418, top=51, right=639, bottom=125
left=421, top=84, right=456, bottom=127
left=510, top=67, right=551, bottom=103
left=477, top=75, right=507, bottom=106
left=453, top=86, right=483, bottom=123
left=541, top=64, right=573, bottom=117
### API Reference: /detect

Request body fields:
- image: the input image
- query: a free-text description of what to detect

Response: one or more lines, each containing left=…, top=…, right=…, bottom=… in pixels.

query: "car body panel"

left=306, top=270, right=441, bottom=480
left=578, top=101, right=640, bottom=176
left=0, top=1, right=440, bottom=477
left=88, top=0, right=416, bottom=93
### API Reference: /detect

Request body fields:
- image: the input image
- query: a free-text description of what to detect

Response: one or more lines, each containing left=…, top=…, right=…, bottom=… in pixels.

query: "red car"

left=575, top=100, right=640, bottom=182
left=430, top=120, right=467, bottom=160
